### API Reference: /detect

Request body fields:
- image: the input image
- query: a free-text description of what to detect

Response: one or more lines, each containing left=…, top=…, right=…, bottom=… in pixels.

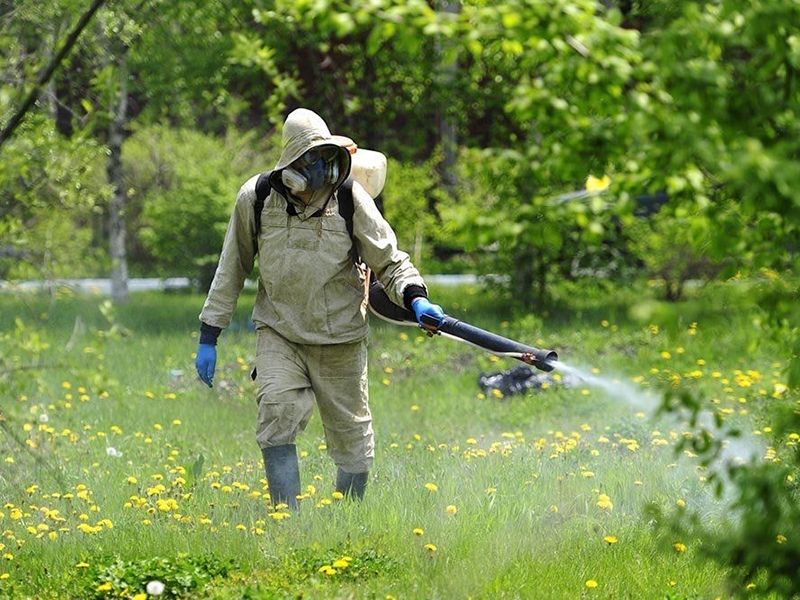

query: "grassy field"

left=0, top=277, right=793, bottom=599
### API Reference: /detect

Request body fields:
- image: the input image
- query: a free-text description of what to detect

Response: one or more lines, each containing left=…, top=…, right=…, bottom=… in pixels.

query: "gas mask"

left=281, top=146, right=340, bottom=193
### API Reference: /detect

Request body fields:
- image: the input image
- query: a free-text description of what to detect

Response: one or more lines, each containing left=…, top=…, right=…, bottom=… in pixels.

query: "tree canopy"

left=0, top=0, right=797, bottom=301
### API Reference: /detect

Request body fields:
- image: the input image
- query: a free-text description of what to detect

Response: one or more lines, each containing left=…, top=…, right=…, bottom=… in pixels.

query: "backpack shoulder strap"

left=253, top=171, right=272, bottom=253
left=337, top=178, right=358, bottom=263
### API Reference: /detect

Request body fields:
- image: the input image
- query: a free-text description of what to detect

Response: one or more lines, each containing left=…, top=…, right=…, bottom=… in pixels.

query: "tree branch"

left=0, top=0, right=108, bottom=149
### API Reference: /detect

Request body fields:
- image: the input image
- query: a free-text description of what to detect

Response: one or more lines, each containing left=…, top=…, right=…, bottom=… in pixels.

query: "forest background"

left=2, top=0, right=797, bottom=305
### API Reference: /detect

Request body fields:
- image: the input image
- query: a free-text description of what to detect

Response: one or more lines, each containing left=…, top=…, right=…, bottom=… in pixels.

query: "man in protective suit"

left=194, top=108, right=445, bottom=508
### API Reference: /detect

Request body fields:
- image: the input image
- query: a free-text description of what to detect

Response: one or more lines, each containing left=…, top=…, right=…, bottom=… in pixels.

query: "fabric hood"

left=274, top=108, right=353, bottom=189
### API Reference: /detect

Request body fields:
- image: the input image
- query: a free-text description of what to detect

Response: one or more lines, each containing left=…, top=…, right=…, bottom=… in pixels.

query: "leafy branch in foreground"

left=650, top=381, right=800, bottom=597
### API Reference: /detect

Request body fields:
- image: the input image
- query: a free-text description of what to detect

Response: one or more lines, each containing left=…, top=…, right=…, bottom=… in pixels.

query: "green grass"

left=0, top=277, right=794, bottom=599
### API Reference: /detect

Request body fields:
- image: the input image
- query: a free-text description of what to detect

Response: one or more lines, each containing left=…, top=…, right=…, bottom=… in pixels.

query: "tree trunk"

left=108, top=53, right=129, bottom=305
left=436, top=0, right=459, bottom=195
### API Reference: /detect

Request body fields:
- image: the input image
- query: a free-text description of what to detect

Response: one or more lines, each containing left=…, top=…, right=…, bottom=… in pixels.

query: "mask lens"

left=298, top=147, right=337, bottom=167
left=299, top=149, right=321, bottom=166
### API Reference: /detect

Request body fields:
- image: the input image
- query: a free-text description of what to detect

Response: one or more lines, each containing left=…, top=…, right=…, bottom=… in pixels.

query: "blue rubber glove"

left=411, top=297, right=445, bottom=328
left=195, top=343, right=217, bottom=387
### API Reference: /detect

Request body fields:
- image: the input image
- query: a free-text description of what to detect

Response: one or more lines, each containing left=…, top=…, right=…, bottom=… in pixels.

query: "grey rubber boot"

left=335, top=468, right=368, bottom=500
left=262, top=444, right=301, bottom=509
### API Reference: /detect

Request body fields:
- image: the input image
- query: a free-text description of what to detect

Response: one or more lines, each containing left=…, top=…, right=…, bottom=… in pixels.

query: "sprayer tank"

left=349, top=148, right=387, bottom=198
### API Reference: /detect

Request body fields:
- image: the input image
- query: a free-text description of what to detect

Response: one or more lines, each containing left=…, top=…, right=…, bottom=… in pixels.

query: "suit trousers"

left=254, top=326, right=374, bottom=473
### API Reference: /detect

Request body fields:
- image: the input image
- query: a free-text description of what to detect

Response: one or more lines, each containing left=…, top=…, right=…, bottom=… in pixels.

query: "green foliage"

left=183, top=453, right=206, bottom=489
left=3, top=0, right=799, bottom=289
left=382, top=155, right=446, bottom=269
left=277, top=544, right=398, bottom=584
left=627, top=212, right=723, bottom=301
left=648, top=398, right=800, bottom=598
left=128, top=0, right=242, bottom=130
left=125, top=126, right=276, bottom=286
left=0, top=117, right=110, bottom=279
left=237, top=0, right=443, bottom=157
left=617, top=0, right=800, bottom=270
left=438, top=1, right=646, bottom=304
left=86, top=553, right=235, bottom=599
left=647, top=272, right=800, bottom=598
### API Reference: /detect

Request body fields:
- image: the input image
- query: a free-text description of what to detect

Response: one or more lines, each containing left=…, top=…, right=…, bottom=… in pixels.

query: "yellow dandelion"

left=423, top=543, right=437, bottom=553
left=413, top=528, right=424, bottom=536
left=585, top=579, right=598, bottom=589
left=776, top=534, right=787, bottom=544
left=603, top=536, right=618, bottom=545
left=424, top=482, right=438, bottom=492
left=596, top=494, right=613, bottom=511
left=318, top=565, right=337, bottom=575
left=672, top=542, right=687, bottom=553
left=332, top=559, right=349, bottom=569
left=445, top=505, right=458, bottom=515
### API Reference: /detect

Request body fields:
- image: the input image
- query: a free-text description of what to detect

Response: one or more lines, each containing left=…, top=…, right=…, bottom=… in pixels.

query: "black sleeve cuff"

left=199, top=322, right=222, bottom=345
left=403, top=285, right=428, bottom=311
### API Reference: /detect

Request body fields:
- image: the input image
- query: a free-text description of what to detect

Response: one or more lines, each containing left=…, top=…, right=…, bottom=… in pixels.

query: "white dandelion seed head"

left=39, top=414, right=49, bottom=423
left=106, top=447, right=123, bottom=458
left=146, top=580, right=165, bottom=595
